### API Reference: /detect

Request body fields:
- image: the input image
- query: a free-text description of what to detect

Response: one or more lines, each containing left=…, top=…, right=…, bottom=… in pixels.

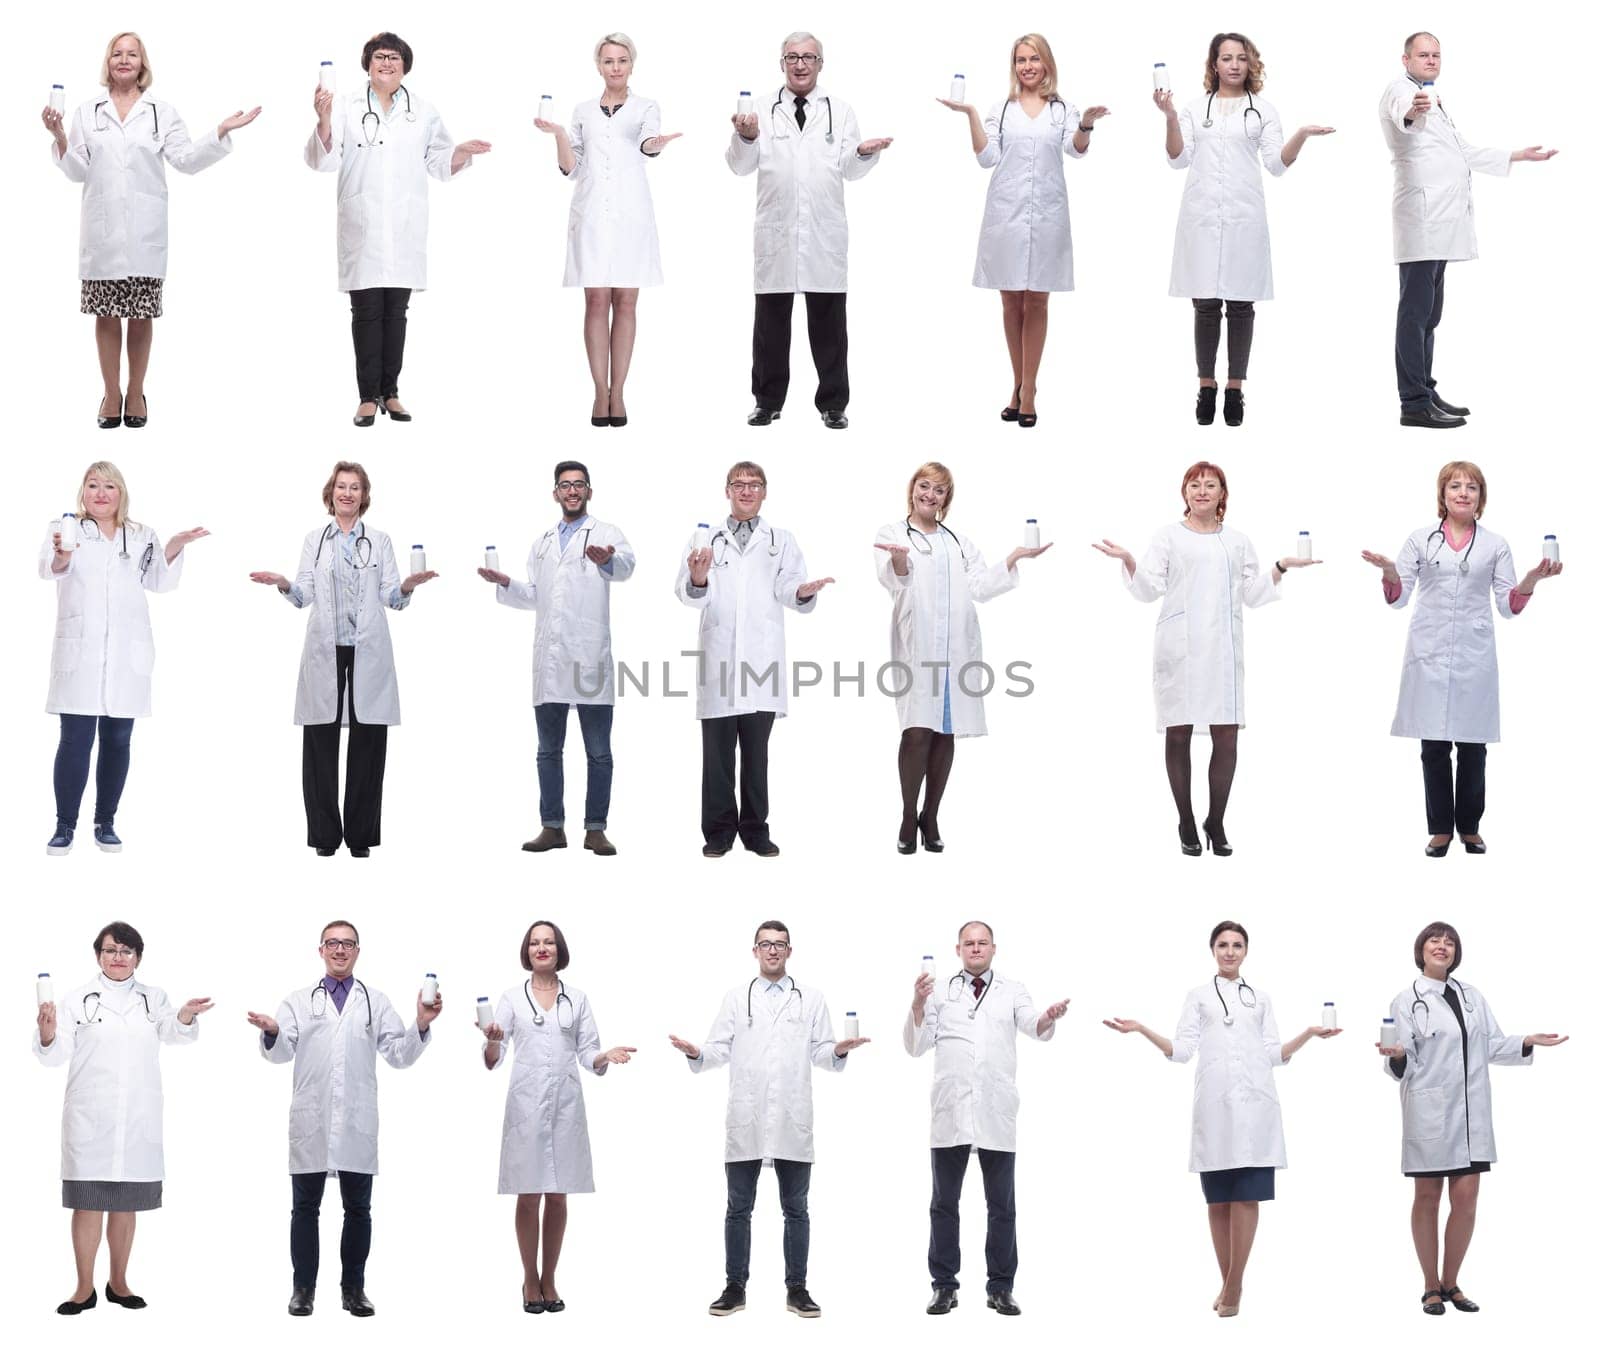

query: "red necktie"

left=971, top=976, right=985, bottom=1000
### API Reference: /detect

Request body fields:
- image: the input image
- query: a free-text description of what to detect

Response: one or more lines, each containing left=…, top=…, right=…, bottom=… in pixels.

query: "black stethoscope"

left=746, top=976, right=803, bottom=1027
left=1410, top=978, right=1476, bottom=1038
left=903, top=517, right=967, bottom=562
left=996, top=95, right=1068, bottom=147
left=314, top=521, right=374, bottom=569
left=524, top=979, right=574, bottom=1029
left=711, top=524, right=782, bottom=567
left=81, top=983, right=155, bottom=1024
left=77, top=517, right=155, bottom=576
left=1203, top=89, right=1263, bottom=138
left=946, top=971, right=994, bottom=1020
left=311, top=978, right=373, bottom=1029
left=360, top=83, right=415, bottom=146
left=93, top=97, right=160, bottom=141
left=1213, top=974, right=1257, bottom=1025
left=1423, top=522, right=1476, bottom=574
left=772, top=90, right=833, bottom=143
left=535, top=523, right=593, bottom=565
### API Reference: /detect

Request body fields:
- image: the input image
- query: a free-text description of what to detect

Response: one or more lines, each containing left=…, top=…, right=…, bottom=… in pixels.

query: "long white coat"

left=1168, top=980, right=1288, bottom=1173
left=261, top=981, right=429, bottom=1175
left=688, top=978, right=846, bottom=1164
left=490, top=982, right=606, bottom=1194
left=726, top=87, right=879, bottom=293
left=874, top=521, right=1017, bottom=736
left=34, top=975, right=197, bottom=1183
left=1379, top=77, right=1511, bottom=264
left=972, top=98, right=1083, bottom=292
left=41, top=520, right=183, bottom=718
left=674, top=522, right=816, bottom=719
left=53, top=96, right=232, bottom=280
left=284, top=523, right=410, bottom=727
left=1122, top=522, right=1280, bottom=732
left=306, top=87, right=459, bottom=291
left=903, top=970, right=1053, bottom=1151
left=1382, top=976, right=1530, bottom=1174
left=563, top=97, right=664, bottom=287
left=1168, top=94, right=1288, bottom=301
left=1386, top=524, right=1518, bottom=743
left=496, top=518, right=635, bottom=706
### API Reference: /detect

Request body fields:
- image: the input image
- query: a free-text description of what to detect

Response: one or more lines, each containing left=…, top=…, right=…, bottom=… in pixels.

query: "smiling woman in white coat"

left=479, top=921, right=635, bottom=1314
left=1155, top=33, right=1332, bottom=426
left=1361, top=461, right=1562, bottom=856
left=250, top=462, right=437, bottom=857
left=1105, top=921, right=1339, bottom=1319
left=34, top=921, right=211, bottom=1315
left=938, top=35, right=1105, bottom=428
left=42, top=461, right=208, bottom=857
left=42, top=32, right=258, bottom=428
left=1378, top=922, right=1566, bottom=1315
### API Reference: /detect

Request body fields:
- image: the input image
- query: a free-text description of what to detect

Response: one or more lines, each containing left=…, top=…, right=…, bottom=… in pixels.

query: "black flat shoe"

left=544, top=1298, right=566, bottom=1313
left=58, top=1290, right=97, bottom=1315
left=340, top=1286, right=375, bottom=1317
left=1431, top=394, right=1471, bottom=417
left=1421, top=1288, right=1445, bottom=1316
left=1462, top=838, right=1486, bottom=854
left=1424, top=838, right=1451, bottom=858
left=1196, top=385, right=1217, bottom=424
left=1202, top=819, right=1233, bottom=857
left=821, top=409, right=848, bottom=430
left=105, top=1284, right=147, bottom=1309
left=747, top=406, right=781, bottom=426
left=986, top=1289, right=1022, bottom=1316
left=1399, top=405, right=1466, bottom=429
left=591, top=416, right=610, bottom=427
left=1442, top=1286, right=1479, bottom=1312
left=917, top=813, right=943, bottom=853
left=748, top=840, right=781, bottom=858
left=928, top=1287, right=958, bottom=1314
left=1000, top=385, right=1021, bottom=421
left=380, top=397, right=412, bottom=422
left=523, top=1285, right=546, bottom=1313
left=97, top=394, right=123, bottom=429
left=123, top=396, right=148, bottom=429
left=1180, top=827, right=1202, bottom=857
left=1223, top=387, right=1244, bottom=426
left=288, top=1287, right=315, bottom=1316
left=608, top=415, right=628, bottom=428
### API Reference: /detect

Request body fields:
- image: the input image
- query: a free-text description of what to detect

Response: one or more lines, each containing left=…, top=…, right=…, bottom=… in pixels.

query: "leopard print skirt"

left=81, top=277, right=164, bottom=319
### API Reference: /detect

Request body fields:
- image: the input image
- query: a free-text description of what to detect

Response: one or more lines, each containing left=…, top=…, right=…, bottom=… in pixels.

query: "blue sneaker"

left=93, top=823, right=123, bottom=853
left=47, top=826, right=75, bottom=856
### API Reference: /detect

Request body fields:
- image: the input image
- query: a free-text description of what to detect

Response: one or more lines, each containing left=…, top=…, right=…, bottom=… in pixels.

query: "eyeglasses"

left=99, top=945, right=137, bottom=958
left=756, top=940, right=791, bottom=953
left=321, top=938, right=359, bottom=952
left=782, top=53, right=821, bottom=66
left=728, top=480, right=766, bottom=493
left=555, top=481, right=590, bottom=493
left=370, top=53, right=405, bottom=65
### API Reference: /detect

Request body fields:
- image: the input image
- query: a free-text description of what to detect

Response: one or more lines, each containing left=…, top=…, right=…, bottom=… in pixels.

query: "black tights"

left=898, top=728, right=955, bottom=843
left=1164, top=724, right=1239, bottom=845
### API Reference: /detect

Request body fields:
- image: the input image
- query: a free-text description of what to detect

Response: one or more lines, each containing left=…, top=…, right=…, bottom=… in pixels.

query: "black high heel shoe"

left=381, top=396, right=412, bottom=423
left=353, top=400, right=378, bottom=428
left=1000, top=385, right=1021, bottom=422
left=897, top=823, right=917, bottom=855
left=1179, top=826, right=1202, bottom=857
left=917, top=813, right=944, bottom=853
left=1202, top=819, right=1232, bottom=857
left=1424, top=838, right=1451, bottom=858
left=1461, top=837, right=1486, bottom=855
left=97, top=394, right=123, bottom=429
left=123, top=395, right=148, bottom=429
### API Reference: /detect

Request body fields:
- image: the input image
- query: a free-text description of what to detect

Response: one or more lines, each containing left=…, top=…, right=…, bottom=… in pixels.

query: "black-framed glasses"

left=370, top=53, right=405, bottom=65
left=321, top=938, right=359, bottom=952
left=99, top=945, right=137, bottom=958
left=756, top=940, right=791, bottom=953
left=782, top=53, right=821, bottom=66
left=555, top=481, right=590, bottom=493
left=728, top=480, right=766, bottom=493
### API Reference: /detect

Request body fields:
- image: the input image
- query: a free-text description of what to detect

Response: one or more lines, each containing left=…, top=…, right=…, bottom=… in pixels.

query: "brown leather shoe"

left=521, top=828, right=567, bottom=852
left=583, top=830, right=617, bottom=856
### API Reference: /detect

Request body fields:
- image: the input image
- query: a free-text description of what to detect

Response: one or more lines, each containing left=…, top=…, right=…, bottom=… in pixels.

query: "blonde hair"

left=76, top=461, right=133, bottom=530
left=1007, top=34, right=1059, bottom=102
left=726, top=460, right=767, bottom=487
left=594, top=32, right=636, bottom=66
left=1435, top=461, right=1487, bottom=520
left=906, top=462, right=955, bottom=519
left=1203, top=33, right=1265, bottom=95
left=100, top=32, right=153, bottom=91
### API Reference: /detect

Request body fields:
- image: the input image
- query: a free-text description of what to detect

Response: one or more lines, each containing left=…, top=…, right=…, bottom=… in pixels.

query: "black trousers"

left=1193, top=298, right=1256, bottom=380
left=751, top=291, right=849, bottom=412
left=700, top=712, right=775, bottom=849
left=350, top=286, right=411, bottom=400
left=1395, top=260, right=1447, bottom=411
left=290, top=1170, right=373, bottom=1290
left=929, top=1146, right=1018, bottom=1293
left=302, top=645, right=388, bottom=851
left=1421, top=739, right=1487, bottom=835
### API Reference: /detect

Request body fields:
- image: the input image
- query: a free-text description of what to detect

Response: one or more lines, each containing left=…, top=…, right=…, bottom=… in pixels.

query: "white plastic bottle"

left=843, top=1012, right=859, bottom=1040
left=922, top=955, right=936, bottom=981
left=50, top=84, right=66, bottom=114
left=1543, top=534, right=1560, bottom=563
left=949, top=75, right=965, bottom=103
left=38, top=974, right=54, bottom=1006
left=539, top=94, right=554, bottom=124
left=421, top=973, right=439, bottom=1006
left=319, top=61, right=335, bottom=91
left=693, top=522, right=711, bottom=551
left=410, top=544, right=426, bottom=574
left=1420, top=80, right=1436, bottom=110
left=1380, top=1017, right=1399, bottom=1049
left=1024, top=519, right=1041, bottom=549
left=737, top=91, right=753, bottom=117
left=55, top=514, right=79, bottom=552
left=476, top=996, right=494, bottom=1030
left=484, top=545, right=500, bottom=571
left=1297, top=531, right=1312, bottom=561
left=1153, top=63, right=1171, bottom=93
left=1321, top=1001, right=1337, bottom=1029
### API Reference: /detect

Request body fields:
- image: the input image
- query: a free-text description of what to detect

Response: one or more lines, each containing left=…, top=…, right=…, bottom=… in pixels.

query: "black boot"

left=1195, top=385, right=1217, bottom=425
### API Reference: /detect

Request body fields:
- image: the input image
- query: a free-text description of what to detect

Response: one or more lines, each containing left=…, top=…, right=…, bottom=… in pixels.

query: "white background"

left=3, top=0, right=1593, bottom=1344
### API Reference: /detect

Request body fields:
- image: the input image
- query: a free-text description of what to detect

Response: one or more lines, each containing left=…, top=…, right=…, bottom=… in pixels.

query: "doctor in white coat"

left=1380, top=32, right=1556, bottom=427
left=247, top=919, right=439, bottom=1318
left=480, top=461, right=636, bottom=855
left=905, top=921, right=1067, bottom=1317
left=479, top=920, right=636, bottom=1313
left=42, top=31, right=258, bottom=428
left=670, top=920, right=868, bottom=1318
left=250, top=462, right=437, bottom=857
left=1106, top=921, right=1339, bottom=1319
left=1361, top=461, right=1561, bottom=856
left=729, top=32, right=892, bottom=429
left=1156, top=33, right=1332, bottom=425
left=34, top=920, right=209, bottom=1315
left=43, top=461, right=208, bottom=856
left=1378, top=922, right=1566, bottom=1315
left=307, top=31, right=491, bottom=425
left=676, top=461, right=832, bottom=857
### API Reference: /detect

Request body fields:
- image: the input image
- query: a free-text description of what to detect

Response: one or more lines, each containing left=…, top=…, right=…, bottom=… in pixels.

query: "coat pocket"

left=129, top=637, right=156, bottom=677
left=1403, top=1086, right=1446, bottom=1142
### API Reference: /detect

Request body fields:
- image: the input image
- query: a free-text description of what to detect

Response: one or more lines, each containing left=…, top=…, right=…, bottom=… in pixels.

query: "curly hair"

left=1202, top=32, right=1265, bottom=94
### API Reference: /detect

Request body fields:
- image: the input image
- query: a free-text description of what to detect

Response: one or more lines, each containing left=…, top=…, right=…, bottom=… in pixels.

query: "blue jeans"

left=290, top=1170, right=372, bottom=1289
left=533, top=702, right=614, bottom=830
left=53, top=714, right=134, bottom=828
left=724, top=1159, right=810, bottom=1288
left=1395, top=260, right=1448, bottom=410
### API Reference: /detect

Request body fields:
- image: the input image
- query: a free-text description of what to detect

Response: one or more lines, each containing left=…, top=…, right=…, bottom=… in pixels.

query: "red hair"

left=1181, top=461, right=1229, bottom=521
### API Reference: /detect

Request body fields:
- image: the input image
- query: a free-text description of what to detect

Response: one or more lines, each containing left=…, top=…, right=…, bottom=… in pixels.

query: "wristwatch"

left=1274, top=561, right=1287, bottom=575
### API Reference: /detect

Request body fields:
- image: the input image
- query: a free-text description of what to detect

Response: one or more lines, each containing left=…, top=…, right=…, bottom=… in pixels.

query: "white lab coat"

left=53, top=96, right=232, bottom=280
left=972, top=98, right=1083, bottom=292
left=1383, top=977, right=1530, bottom=1174
left=726, top=87, right=879, bottom=293
left=34, top=974, right=197, bottom=1183
left=563, top=96, right=664, bottom=287
left=1386, top=524, right=1519, bottom=743
left=489, top=982, right=606, bottom=1194
left=283, top=523, right=410, bottom=727
left=874, top=521, right=1017, bottom=736
left=674, top=521, right=816, bottom=719
left=903, top=970, right=1053, bottom=1152
left=1167, top=94, right=1289, bottom=301
left=688, top=977, right=845, bottom=1164
left=1122, top=522, right=1280, bottom=732
left=41, top=519, right=184, bottom=718
left=1168, top=980, right=1288, bottom=1172
left=262, top=981, right=429, bottom=1175
left=496, top=518, right=636, bottom=706
left=305, top=87, right=459, bottom=291
left=1379, top=77, right=1511, bottom=264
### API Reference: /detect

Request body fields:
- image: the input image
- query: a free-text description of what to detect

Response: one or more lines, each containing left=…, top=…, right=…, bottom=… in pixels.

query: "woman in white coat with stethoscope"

left=307, top=32, right=491, bottom=426
left=1094, top=461, right=1318, bottom=856
left=938, top=34, right=1107, bottom=428
left=1156, top=33, right=1332, bottom=426
left=1361, top=460, right=1561, bottom=856
left=1105, top=920, right=1339, bottom=1319
left=535, top=33, right=681, bottom=428
left=34, top=920, right=211, bottom=1314
left=43, top=32, right=258, bottom=428
left=42, top=461, right=208, bottom=856
left=479, top=921, right=635, bottom=1314
left=249, top=461, right=436, bottom=856
left=1377, top=922, right=1566, bottom=1316
left=873, top=462, right=1050, bottom=854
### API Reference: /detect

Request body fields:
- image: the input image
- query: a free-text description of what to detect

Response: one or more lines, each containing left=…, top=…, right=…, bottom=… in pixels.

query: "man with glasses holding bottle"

left=728, top=31, right=893, bottom=429
left=479, top=460, right=636, bottom=855
left=246, top=921, right=441, bottom=1318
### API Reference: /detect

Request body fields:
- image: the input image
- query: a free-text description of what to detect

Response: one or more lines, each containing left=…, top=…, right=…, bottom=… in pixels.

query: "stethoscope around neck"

left=314, top=520, right=373, bottom=569
left=1410, top=977, right=1475, bottom=1038
left=1213, top=973, right=1256, bottom=1025
left=81, top=981, right=154, bottom=1025
left=361, top=82, right=415, bottom=146
left=772, top=90, right=832, bottom=143
left=77, top=517, right=154, bottom=576
left=996, top=94, right=1067, bottom=146
left=711, top=523, right=781, bottom=567
left=1203, top=89, right=1263, bottom=138
left=946, top=971, right=994, bottom=1020
left=535, top=522, right=594, bottom=566
left=525, top=978, right=574, bottom=1028
left=904, top=515, right=967, bottom=562
left=1423, top=521, right=1476, bottom=574
left=93, top=97, right=160, bottom=141
left=746, top=976, right=803, bottom=1027
left=311, top=978, right=373, bottom=1029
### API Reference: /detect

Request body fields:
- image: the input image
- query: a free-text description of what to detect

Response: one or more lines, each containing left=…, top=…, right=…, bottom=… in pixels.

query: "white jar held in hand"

left=949, top=75, right=965, bottom=103
left=843, top=1013, right=859, bottom=1040
left=476, top=997, right=494, bottom=1030
left=1380, top=1017, right=1399, bottom=1049
left=1024, top=519, right=1041, bottom=550
left=50, top=84, right=66, bottom=113
left=54, top=514, right=79, bottom=552
left=1322, top=1001, right=1337, bottom=1029
left=410, top=544, right=427, bottom=574
left=737, top=91, right=753, bottom=117
left=319, top=61, right=335, bottom=91
left=484, top=545, right=499, bottom=571
left=420, top=973, right=439, bottom=1007
left=1153, top=63, right=1171, bottom=93
left=38, top=974, right=54, bottom=1007
left=693, top=522, right=711, bottom=551
left=539, top=94, right=554, bottom=123
left=921, top=956, right=936, bottom=981
left=1542, top=534, right=1560, bottom=563
left=1297, top=531, right=1313, bottom=561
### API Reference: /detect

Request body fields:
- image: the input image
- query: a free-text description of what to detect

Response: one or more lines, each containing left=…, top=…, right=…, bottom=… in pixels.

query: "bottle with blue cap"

left=38, top=973, right=54, bottom=1007
left=53, top=512, right=79, bottom=553
left=1380, top=1016, right=1399, bottom=1049
left=922, top=955, right=936, bottom=981
left=476, top=996, right=494, bottom=1030
left=1153, top=63, right=1171, bottom=94
left=1542, top=534, right=1559, bottom=564
left=843, top=1011, right=859, bottom=1040
left=693, top=522, right=711, bottom=551
left=1322, top=1001, right=1337, bottom=1029
left=319, top=61, right=335, bottom=92
left=50, top=83, right=65, bottom=114
left=949, top=75, right=965, bottom=103
left=420, top=973, right=438, bottom=1006
left=1420, top=80, right=1436, bottom=111
left=410, top=543, right=426, bottom=574
left=738, top=91, right=753, bottom=117
left=484, top=545, right=499, bottom=571
left=1297, top=530, right=1312, bottom=561
left=1024, top=518, right=1041, bottom=549
left=538, top=94, right=554, bottom=124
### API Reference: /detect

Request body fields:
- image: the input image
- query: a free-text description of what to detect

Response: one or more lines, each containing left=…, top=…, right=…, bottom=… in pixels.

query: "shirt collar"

left=322, top=974, right=354, bottom=994
left=559, top=514, right=590, bottom=533
left=728, top=513, right=761, bottom=533
left=1416, top=974, right=1448, bottom=994
left=959, top=968, right=995, bottom=987
left=758, top=974, right=793, bottom=993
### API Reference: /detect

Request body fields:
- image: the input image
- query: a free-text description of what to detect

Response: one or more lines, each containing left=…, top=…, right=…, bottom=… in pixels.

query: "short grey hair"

left=780, top=30, right=823, bottom=64
left=595, top=32, right=636, bottom=65
left=1403, top=31, right=1439, bottom=55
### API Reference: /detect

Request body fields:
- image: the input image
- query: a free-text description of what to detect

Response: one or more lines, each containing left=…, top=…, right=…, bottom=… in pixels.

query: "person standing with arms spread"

left=729, top=32, right=893, bottom=430
left=1380, top=32, right=1556, bottom=428
left=905, top=921, right=1068, bottom=1317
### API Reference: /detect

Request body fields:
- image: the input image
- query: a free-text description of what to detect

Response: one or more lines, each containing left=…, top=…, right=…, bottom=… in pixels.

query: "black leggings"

left=349, top=287, right=411, bottom=400
left=1164, top=724, right=1238, bottom=844
left=898, top=728, right=955, bottom=843
left=1193, top=299, right=1255, bottom=381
